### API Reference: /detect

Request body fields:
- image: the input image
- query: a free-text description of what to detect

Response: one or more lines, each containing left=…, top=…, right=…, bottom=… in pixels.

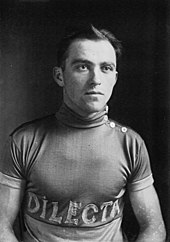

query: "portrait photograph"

left=0, top=0, right=169, bottom=241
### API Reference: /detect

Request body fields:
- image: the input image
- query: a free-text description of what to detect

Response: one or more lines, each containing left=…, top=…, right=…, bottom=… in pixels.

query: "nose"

left=89, top=68, right=101, bottom=86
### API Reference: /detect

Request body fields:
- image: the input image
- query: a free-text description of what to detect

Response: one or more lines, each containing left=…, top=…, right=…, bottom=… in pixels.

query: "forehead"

left=66, top=39, right=116, bottom=64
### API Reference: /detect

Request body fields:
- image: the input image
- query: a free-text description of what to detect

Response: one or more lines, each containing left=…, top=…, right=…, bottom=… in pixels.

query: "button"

left=121, top=127, right=127, bottom=133
left=105, top=105, right=109, bottom=113
left=110, top=122, right=115, bottom=128
left=104, top=115, right=108, bottom=121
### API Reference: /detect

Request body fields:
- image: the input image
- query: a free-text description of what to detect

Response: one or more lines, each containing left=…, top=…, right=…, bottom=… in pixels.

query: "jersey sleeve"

left=127, top=139, right=154, bottom=192
left=0, top=136, right=26, bottom=189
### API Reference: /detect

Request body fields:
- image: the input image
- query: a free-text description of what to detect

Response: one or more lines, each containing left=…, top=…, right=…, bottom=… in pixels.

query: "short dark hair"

left=57, top=24, right=122, bottom=68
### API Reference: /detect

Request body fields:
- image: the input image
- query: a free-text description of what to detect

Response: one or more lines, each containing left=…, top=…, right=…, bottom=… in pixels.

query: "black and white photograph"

left=0, top=0, right=169, bottom=241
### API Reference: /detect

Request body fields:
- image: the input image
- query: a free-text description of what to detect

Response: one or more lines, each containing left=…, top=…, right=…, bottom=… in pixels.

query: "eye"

left=76, top=64, right=88, bottom=72
left=101, top=65, right=114, bottom=73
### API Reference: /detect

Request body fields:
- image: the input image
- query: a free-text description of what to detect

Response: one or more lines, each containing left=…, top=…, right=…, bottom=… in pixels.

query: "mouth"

left=85, top=91, right=104, bottom=95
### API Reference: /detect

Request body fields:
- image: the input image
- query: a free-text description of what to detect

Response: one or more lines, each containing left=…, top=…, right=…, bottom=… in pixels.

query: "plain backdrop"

left=0, top=0, right=169, bottom=240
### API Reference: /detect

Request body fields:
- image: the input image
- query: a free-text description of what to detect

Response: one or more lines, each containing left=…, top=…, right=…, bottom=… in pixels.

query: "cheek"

left=105, top=78, right=116, bottom=93
left=65, top=73, right=87, bottom=93
left=64, top=80, right=83, bottom=101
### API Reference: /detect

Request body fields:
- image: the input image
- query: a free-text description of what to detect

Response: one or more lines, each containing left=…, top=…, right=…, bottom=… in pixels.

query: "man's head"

left=56, top=24, right=122, bottom=69
left=54, top=24, right=122, bottom=117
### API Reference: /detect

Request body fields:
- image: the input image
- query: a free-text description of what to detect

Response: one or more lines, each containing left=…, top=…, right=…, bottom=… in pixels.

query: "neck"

left=56, top=103, right=109, bottom=129
left=63, top=100, right=106, bottom=120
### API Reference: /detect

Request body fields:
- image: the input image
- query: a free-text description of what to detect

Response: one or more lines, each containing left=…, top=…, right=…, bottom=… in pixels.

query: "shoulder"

left=108, top=118, right=142, bottom=138
left=10, top=115, right=57, bottom=143
left=107, top=118, right=145, bottom=146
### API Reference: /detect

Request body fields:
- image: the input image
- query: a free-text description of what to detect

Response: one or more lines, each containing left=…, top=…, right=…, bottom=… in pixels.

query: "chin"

left=85, top=103, right=105, bottom=113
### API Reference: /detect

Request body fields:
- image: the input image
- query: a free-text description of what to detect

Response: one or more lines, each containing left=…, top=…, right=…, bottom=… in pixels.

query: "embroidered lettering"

left=82, top=204, right=98, bottom=224
left=65, top=201, right=82, bottom=225
left=101, top=201, right=113, bottom=222
left=49, top=202, right=62, bottom=224
left=28, top=192, right=40, bottom=213
left=26, top=192, right=121, bottom=226
left=40, top=198, right=48, bottom=219
left=110, top=200, right=120, bottom=218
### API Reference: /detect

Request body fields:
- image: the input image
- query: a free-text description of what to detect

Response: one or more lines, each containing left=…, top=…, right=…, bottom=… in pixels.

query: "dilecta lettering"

left=26, top=192, right=121, bottom=226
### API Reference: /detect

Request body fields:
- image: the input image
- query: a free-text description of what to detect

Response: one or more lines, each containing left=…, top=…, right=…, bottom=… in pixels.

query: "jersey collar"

left=56, top=103, right=108, bottom=129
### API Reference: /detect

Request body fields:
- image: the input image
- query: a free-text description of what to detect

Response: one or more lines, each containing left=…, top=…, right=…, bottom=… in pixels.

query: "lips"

left=85, top=91, right=104, bottom=95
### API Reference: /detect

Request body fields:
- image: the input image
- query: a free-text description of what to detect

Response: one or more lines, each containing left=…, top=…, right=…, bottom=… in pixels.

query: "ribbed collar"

left=55, top=103, right=109, bottom=129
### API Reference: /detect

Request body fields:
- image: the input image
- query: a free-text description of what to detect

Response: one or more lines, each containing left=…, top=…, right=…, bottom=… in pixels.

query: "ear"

left=115, top=71, right=118, bottom=83
left=53, top=67, right=64, bottom=87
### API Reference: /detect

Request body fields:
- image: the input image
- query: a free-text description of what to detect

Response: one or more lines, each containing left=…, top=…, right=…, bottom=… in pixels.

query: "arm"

left=129, top=185, right=166, bottom=242
left=0, top=183, right=24, bottom=242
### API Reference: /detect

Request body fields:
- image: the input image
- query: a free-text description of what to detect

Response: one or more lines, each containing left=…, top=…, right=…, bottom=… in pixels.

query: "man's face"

left=59, top=39, right=117, bottom=116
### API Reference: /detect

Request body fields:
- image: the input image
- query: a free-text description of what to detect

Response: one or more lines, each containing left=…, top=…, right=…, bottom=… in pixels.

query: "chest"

left=26, top=127, right=129, bottom=203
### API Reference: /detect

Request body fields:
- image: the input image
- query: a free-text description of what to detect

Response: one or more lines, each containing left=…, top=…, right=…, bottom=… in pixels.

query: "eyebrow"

left=71, top=59, right=116, bottom=68
left=71, top=59, right=93, bottom=66
left=101, top=61, right=116, bottom=68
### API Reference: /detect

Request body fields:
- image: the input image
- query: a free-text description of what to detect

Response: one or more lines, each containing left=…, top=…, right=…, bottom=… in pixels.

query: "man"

left=0, top=24, right=166, bottom=241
